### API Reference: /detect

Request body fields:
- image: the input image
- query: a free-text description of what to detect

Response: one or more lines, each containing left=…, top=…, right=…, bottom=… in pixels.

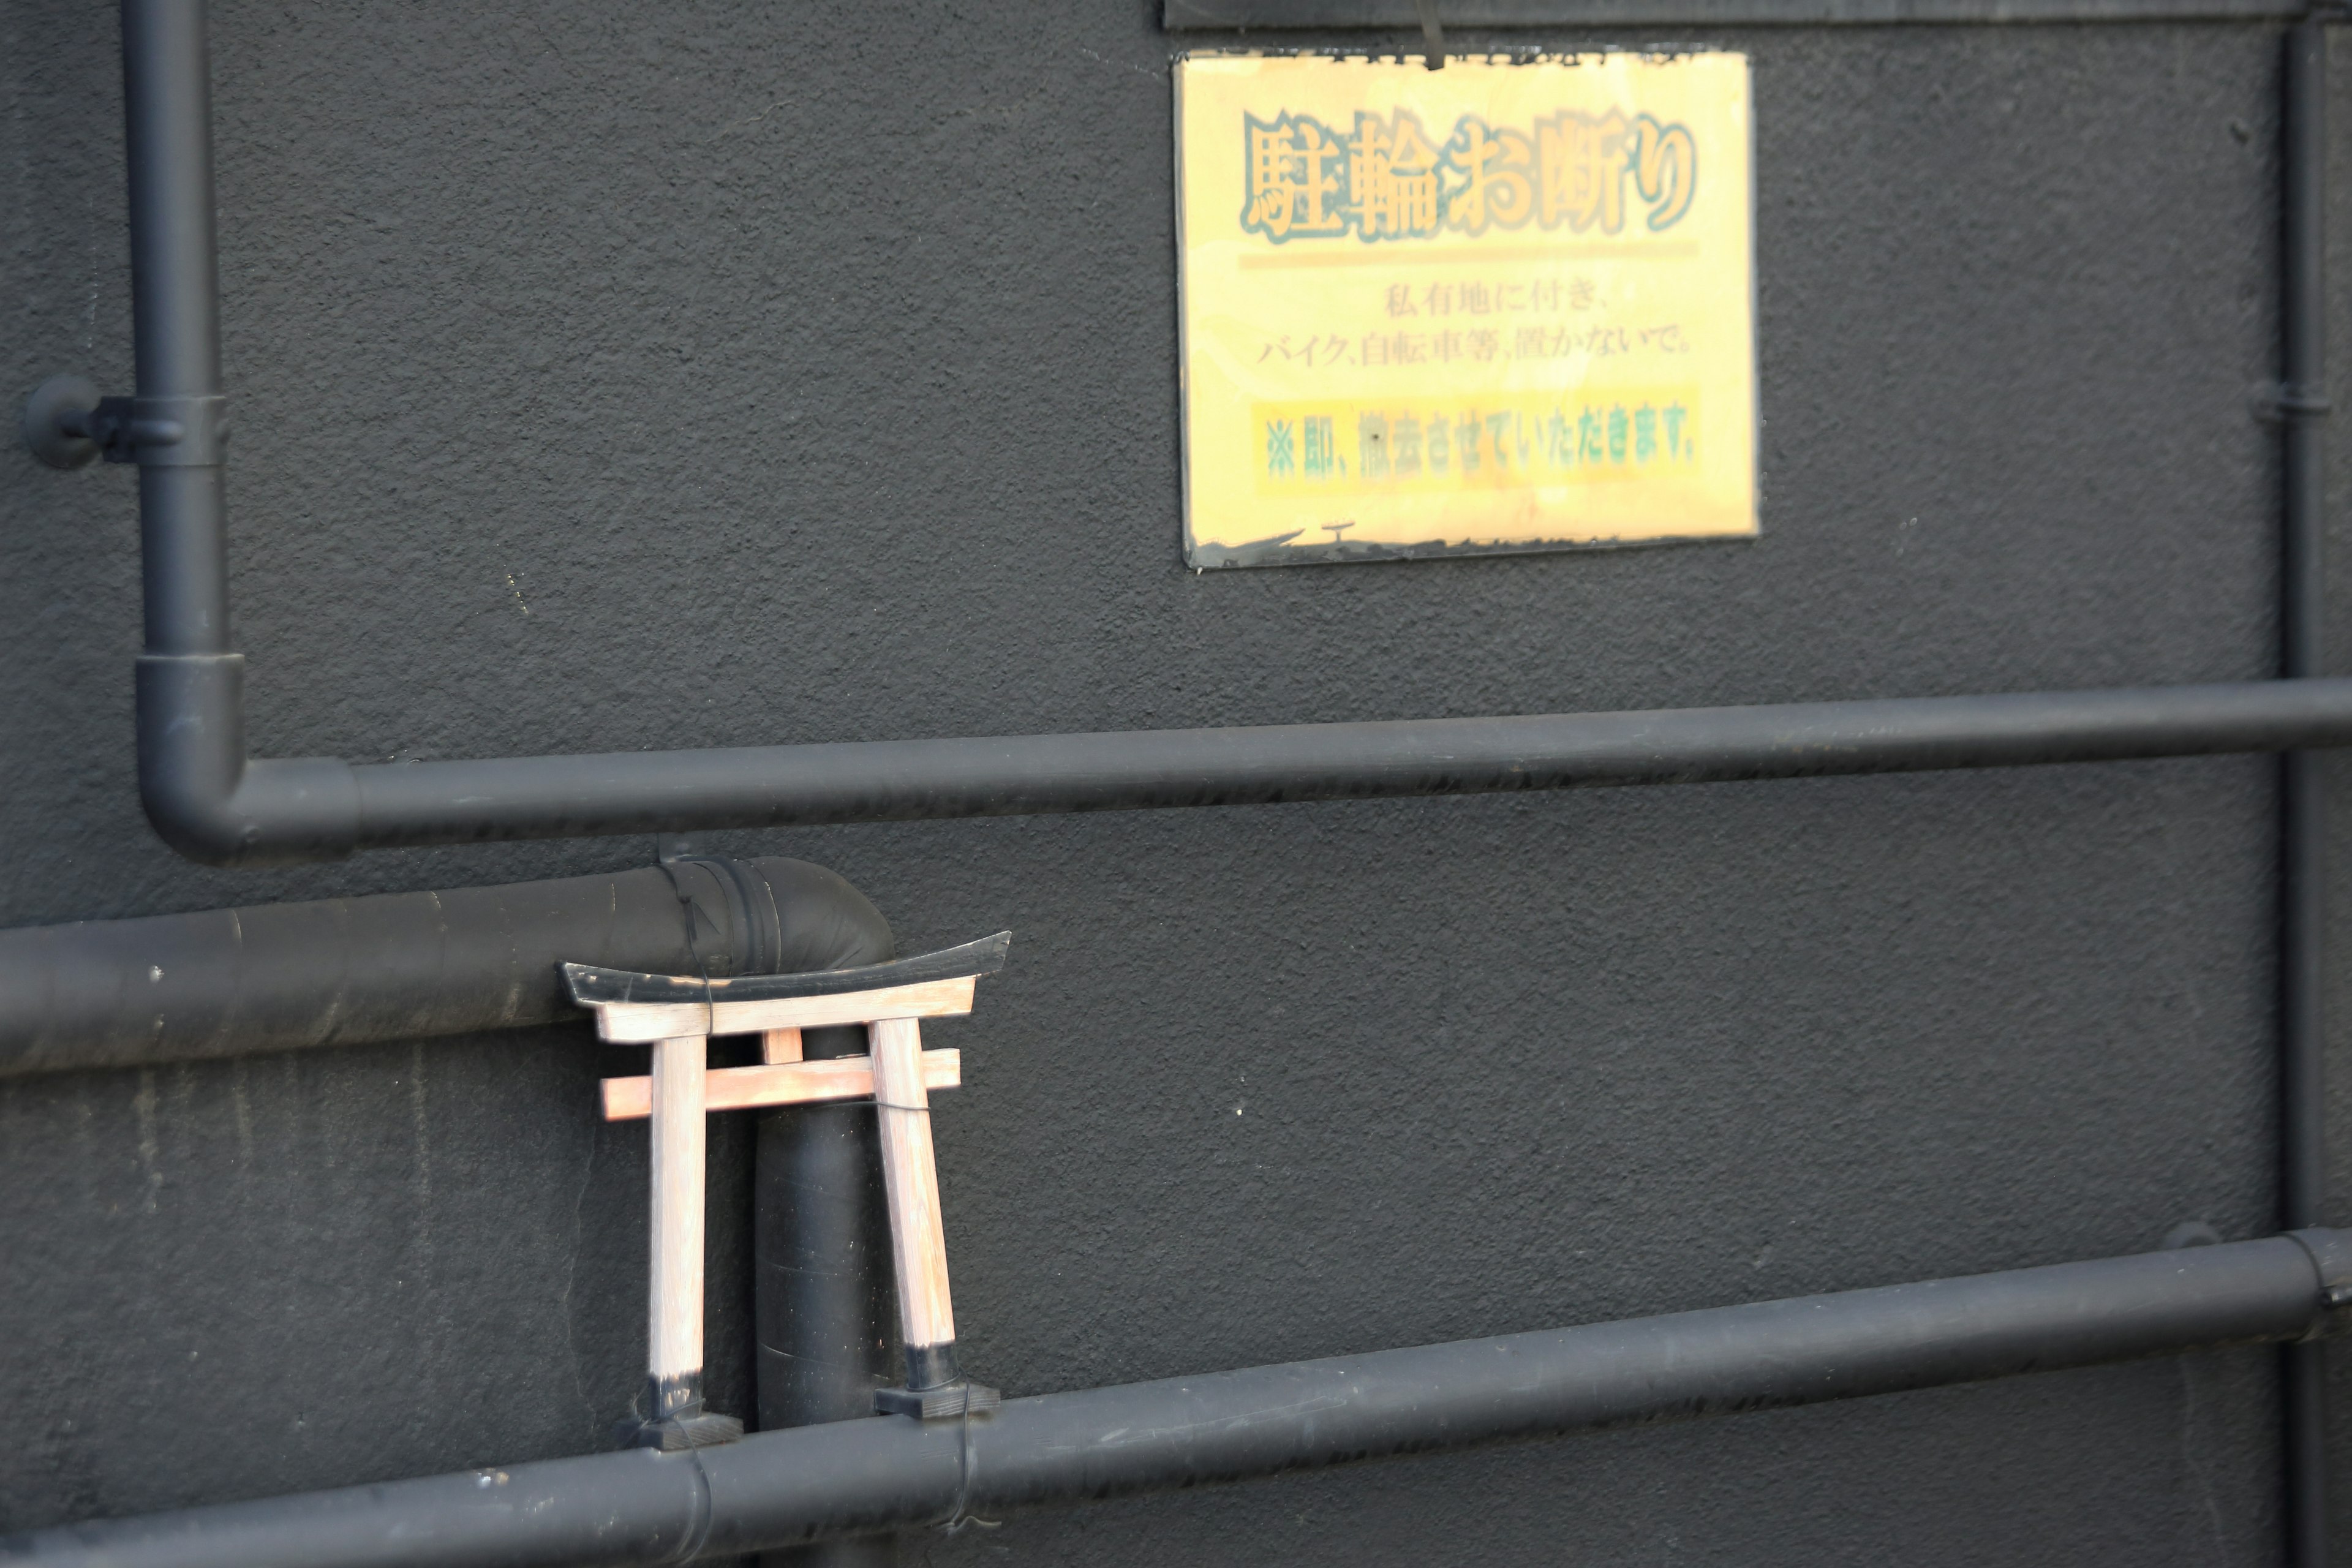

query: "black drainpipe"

left=0, top=856, right=903, bottom=1568
left=2279, top=15, right=2336, bottom=1568
left=22, top=0, right=2352, bottom=867
left=681, top=859, right=900, bottom=1568
left=6, top=1229, right=2348, bottom=1568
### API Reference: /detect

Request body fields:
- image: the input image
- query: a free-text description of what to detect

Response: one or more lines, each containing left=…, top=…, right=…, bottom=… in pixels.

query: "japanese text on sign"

left=1176, top=53, right=1756, bottom=568
left=1241, top=108, right=1695, bottom=243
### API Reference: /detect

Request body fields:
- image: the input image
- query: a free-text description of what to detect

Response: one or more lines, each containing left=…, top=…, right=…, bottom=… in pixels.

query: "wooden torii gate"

left=564, top=933, right=1009, bottom=1448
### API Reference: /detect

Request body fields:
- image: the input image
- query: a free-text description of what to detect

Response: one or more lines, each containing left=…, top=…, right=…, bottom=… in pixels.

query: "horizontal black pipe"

left=143, top=666, right=2352, bottom=865
left=0, top=856, right=883, bottom=1078
left=10, top=1231, right=2347, bottom=1567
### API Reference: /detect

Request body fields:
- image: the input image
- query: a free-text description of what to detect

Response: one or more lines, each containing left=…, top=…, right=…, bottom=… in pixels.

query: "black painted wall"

left=3, top=2, right=2350, bottom=1561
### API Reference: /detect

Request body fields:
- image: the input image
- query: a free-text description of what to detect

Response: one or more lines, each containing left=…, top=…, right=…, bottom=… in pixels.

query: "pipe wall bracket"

left=20, top=377, right=225, bottom=469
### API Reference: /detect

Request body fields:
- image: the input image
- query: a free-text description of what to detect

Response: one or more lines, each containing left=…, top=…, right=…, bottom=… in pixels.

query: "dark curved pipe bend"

left=107, top=0, right=2352, bottom=867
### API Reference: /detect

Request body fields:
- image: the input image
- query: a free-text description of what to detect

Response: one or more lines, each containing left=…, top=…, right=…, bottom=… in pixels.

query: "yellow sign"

left=1175, top=51, right=1756, bottom=567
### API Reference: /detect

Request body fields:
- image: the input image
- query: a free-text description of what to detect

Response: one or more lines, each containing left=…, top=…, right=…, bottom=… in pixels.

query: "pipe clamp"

left=18, top=379, right=229, bottom=467
left=121, top=394, right=229, bottom=466
left=2256, top=381, right=2333, bottom=423
left=2287, top=1228, right=2352, bottom=1323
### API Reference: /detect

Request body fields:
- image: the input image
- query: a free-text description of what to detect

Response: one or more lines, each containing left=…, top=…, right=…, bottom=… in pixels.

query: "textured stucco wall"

left=0, top=2, right=2345, bottom=1561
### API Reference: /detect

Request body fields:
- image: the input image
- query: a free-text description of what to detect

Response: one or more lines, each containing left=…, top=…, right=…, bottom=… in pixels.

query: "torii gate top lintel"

left=563, top=929, right=1010, bottom=1011
left=562, top=930, right=1011, bottom=1044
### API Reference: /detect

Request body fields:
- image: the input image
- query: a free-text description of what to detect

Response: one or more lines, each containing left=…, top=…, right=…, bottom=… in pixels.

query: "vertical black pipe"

left=736, top=862, right=900, bottom=1568
left=2280, top=17, right=2331, bottom=1568
left=755, top=1098, right=899, bottom=1568
left=123, top=0, right=217, bottom=398
left=121, top=0, right=230, bottom=657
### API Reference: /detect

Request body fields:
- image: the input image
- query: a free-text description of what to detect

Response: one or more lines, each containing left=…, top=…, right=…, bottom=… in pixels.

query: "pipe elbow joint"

left=136, top=654, right=360, bottom=865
